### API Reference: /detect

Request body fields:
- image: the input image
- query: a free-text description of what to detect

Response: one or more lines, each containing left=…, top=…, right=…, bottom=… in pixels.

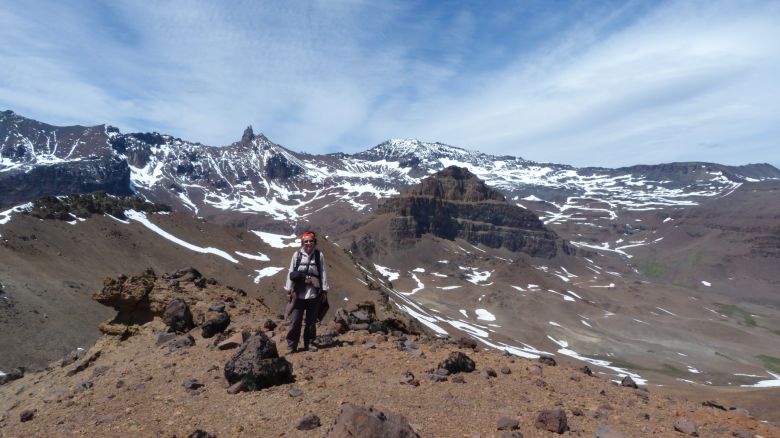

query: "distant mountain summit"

left=2, top=109, right=779, bottom=232
left=378, top=166, right=568, bottom=257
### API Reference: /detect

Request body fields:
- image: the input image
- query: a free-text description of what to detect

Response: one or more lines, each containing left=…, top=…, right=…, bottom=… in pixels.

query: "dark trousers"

left=286, top=298, right=320, bottom=349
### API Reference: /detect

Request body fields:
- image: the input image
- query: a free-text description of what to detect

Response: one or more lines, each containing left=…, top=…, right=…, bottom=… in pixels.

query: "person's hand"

left=287, top=291, right=294, bottom=302
left=307, top=277, right=321, bottom=288
left=321, top=291, right=328, bottom=303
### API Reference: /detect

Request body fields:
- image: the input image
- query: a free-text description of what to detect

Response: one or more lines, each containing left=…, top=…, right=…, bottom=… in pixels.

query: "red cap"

left=301, top=231, right=316, bottom=241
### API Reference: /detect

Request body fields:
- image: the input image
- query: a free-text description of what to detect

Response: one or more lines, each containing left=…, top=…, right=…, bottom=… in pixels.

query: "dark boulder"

left=201, top=311, right=230, bottom=338
left=457, top=337, right=478, bottom=350
left=621, top=376, right=638, bottom=389
left=326, top=404, right=419, bottom=438
left=673, top=417, right=699, bottom=436
left=162, top=298, right=195, bottom=333
left=223, top=333, right=293, bottom=390
left=169, top=334, right=196, bottom=352
left=538, top=356, right=557, bottom=366
left=534, top=407, right=568, bottom=434
left=297, top=413, right=321, bottom=431
left=19, top=409, right=36, bottom=422
left=497, top=416, right=519, bottom=430
left=0, top=367, right=25, bottom=385
left=437, top=352, right=476, bottom=374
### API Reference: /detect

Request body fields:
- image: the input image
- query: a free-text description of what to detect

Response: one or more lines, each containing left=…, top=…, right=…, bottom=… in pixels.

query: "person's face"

left=302, top=238, right=315, bottom=253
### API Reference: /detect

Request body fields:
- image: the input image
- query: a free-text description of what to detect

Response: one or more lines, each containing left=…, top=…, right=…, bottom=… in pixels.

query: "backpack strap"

left=294, top=251, right=303, bottom=271
left=313, top=249, right=322, bottom=279
left=294, top=250, right=320, bottom=278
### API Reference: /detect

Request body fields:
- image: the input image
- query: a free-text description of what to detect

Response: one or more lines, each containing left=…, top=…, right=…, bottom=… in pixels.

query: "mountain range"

left=2, top=109, right=780, bottom=430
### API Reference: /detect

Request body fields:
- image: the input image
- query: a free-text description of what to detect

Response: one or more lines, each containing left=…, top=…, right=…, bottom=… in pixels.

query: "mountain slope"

left=1, top=275, right=778, bottom=436
left=0, top=194, right=397, bottom=372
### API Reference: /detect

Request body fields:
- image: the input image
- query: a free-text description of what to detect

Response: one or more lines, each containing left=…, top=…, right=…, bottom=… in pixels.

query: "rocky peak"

left=409, top=166, right=506, bottom=203
left=241, top=125, right=254, bottom=146
left=379, top=166, right=569, bottom=257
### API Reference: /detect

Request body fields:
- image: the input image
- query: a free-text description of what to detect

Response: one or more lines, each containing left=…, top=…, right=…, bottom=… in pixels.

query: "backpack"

left=294, top=249, right=322, bottom=279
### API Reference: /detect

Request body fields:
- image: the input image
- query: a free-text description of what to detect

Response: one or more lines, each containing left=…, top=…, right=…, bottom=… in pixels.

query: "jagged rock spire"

left=241, top=125, right=254, bottom=146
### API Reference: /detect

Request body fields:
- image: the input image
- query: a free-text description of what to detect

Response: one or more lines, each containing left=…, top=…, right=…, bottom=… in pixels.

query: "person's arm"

left=284, top=252, right=296, bottom=292
left=319, top=252, right=329, bottom=292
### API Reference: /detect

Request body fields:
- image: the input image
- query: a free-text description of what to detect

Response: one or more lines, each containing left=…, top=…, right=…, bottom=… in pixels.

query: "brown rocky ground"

left=1, top=271, right=777, bottom=438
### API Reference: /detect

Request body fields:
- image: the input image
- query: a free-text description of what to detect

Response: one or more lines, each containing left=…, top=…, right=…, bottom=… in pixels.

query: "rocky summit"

left=1, top=271, right=777, bottom=437
left=379, top=166, right=568, bottom=257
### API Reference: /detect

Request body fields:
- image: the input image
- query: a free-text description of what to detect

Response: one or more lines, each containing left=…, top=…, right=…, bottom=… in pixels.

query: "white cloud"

left=1, top=1, right=778, bottom=167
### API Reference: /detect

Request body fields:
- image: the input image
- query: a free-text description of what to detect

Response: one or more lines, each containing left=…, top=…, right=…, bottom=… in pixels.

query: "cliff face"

left=379, top=166, right=568, bottom=258
left=0, top=156, right=132, bottom=209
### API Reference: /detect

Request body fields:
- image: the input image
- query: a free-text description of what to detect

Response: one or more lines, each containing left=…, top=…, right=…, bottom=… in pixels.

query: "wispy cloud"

left=1, top=0, right=778, bottom=167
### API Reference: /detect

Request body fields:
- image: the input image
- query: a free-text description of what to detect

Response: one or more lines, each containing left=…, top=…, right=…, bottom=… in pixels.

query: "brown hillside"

left=1, top=272, right=777, bottom=437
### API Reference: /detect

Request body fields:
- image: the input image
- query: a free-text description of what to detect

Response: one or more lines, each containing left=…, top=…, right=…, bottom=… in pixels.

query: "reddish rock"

left=19, top=409, right=35, bottom=422
left=326, top=404, right=419, bottom=438
left=297, top=413, right=321, bottom=430
left=217, top=332, right=245, bottom=350
left=526, top=365, right=543, bottom=375
left=496, top=416, right=519, bottom=430
left=673, top=416, right=698, bottom=436
left=534, top=407, right=568, bottom=434
left=437, top=352, right=475, bottom=374
left=621, top=376, right=638, bottom=389
left=162, top=298, right=194, bottom=333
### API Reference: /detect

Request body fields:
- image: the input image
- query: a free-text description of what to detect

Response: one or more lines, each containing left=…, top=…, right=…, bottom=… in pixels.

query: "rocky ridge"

left=1, top=269, right=777, bottom=437
left=378, top=166, right=569, bottom=257
left=3, top=110, right=778, bottom=232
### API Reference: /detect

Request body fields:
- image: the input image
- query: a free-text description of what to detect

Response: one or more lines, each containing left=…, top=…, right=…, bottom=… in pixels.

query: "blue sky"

left=1, top=0, right=779, bottom=167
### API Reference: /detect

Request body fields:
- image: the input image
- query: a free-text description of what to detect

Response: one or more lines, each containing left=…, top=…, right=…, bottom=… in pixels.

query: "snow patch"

left=253, top=267, right=284, bottom=283
left=236, top=251, right=270, bottom=261
left=374, top=264, right=400, bottom=281
left=475, top=309, right=496, bottom=321
left=250, top=230, right=298, bottom=248
left=125, top=211, right=238, bottom=263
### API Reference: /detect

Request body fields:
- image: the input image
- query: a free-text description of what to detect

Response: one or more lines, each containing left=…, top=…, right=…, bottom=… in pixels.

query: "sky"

left=1, top=0, right=779, bottom=168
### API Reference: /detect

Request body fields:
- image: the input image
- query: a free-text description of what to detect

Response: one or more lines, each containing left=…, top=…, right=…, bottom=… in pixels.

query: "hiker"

left=284, top=231, right=329, bottom=354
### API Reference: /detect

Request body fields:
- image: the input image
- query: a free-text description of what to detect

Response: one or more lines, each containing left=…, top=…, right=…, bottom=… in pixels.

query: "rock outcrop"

left=326, top=404, right=420, bottom=438
left=2, top=269, right=780, bottom=437
left=25, top=192, right=170, bottom=221
left=91, top=268, right=247, bottom=337
left=223, top=333, right=293, bottom=390
left=378, top=166, right=570, bottom=257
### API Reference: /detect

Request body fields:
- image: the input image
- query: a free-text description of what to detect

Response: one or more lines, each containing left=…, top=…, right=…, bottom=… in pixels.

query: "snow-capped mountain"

left=2, top=110, right=778, bottom=230
left=3, top=110, right=780, bottom=397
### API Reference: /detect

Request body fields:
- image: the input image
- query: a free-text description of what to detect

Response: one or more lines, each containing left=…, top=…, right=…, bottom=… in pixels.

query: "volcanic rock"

left=534, top=407, right=568, bottom=434
left=162, top=298, right=195, bottom=333
left=297, top=413, right=321, bottom=431
left=216, top=332, right=245, bottom=350
left=19, top=409, right=35, bottom=422
left=673, top=416, right=699, bottom=436
left=326, top=403, right=420, bottom=438
left=223, top=333, right=293, bottom=390
left=496, top=416, right=519, bottom=430
left=169, top=334, right=195, bottom=352
left=437, top=352, right=476, bottom=374
left=621, top=376, right=638, bottom=389
left=201, top=311, right=230, bottom=338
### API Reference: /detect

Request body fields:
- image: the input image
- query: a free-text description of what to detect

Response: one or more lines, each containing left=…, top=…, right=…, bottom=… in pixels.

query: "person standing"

left=284, top=231, right=328, bottom=354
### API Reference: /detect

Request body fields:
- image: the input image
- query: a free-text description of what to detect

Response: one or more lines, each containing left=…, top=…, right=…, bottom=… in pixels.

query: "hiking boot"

left=285, top=346, right=296, bottom=355
left=305, top=345, right=318, bottom=352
